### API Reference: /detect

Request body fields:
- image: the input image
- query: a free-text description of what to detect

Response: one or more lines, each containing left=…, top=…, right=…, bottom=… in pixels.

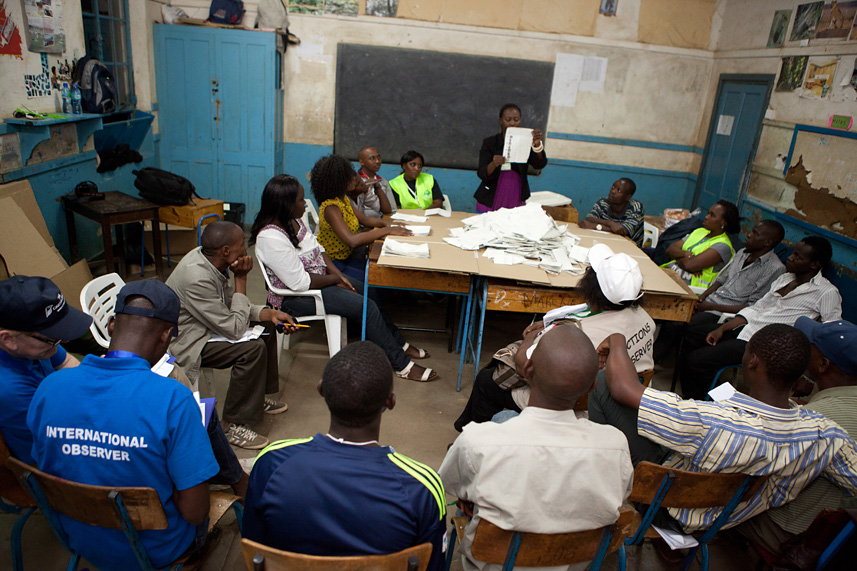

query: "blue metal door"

left=154, top=26, right=218, bottom=195
left=153, top=25, right=281, bottom=208
left=695, top=76, right=773, bottom=210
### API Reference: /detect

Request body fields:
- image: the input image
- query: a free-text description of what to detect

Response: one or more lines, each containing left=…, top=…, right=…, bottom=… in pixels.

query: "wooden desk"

left=63, top=191, right=164, bottom=279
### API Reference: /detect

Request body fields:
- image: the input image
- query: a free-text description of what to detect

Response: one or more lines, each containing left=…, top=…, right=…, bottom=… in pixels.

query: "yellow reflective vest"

left=389, top=173, right=435, bottom=210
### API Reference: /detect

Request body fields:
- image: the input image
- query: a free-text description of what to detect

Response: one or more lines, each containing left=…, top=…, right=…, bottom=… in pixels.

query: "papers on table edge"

left=391, top=212, right=428, bottom=223
left=382, top=238, right=430, bottom=259
left=425, top=208, right=451, bottom=217
left=208, top=324, right=266, bottom=344
left=405, top=225, right=431, bottom=236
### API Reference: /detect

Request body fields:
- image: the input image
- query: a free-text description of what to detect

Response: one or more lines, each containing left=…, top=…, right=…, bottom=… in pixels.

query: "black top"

left=474, top=133, right=548, bottom=208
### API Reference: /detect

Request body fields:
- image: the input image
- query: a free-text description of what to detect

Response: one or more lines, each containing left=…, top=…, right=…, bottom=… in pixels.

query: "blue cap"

left=0, top=276, right=92, bottom=341
left=115, top=280, right=180, bottom=334
left=794, top=317, right=857, bottom=376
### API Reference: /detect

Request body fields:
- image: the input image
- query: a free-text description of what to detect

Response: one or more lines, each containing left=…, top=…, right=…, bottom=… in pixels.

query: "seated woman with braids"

left=311, top=154, right=412, bottom=283
left=453, top=243, right=655, bottom=431
left=251, top=174, right=437, bottom=382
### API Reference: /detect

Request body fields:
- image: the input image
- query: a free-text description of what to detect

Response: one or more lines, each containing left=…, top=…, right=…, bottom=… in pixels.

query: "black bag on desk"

left=132, top=167, right=199, bottom=206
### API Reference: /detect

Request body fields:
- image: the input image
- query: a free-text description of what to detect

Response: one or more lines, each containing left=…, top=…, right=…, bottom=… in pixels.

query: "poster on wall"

left=803, top=57, right=839, bottom=97
left=288, top=0, right=357, bottom=16
left=24, top=52, right=51, bottom=98
left=815, top=1, right=857, bottom=39
left=791, top=2, right=824, bottom=40
left=21, top=0, right=65, bottom=53
left=0, top=0, right=23, bottom=59
left=600, top=0, right=618, bottom=16
left=365, top=0, right=397, bottom=17
left=767, top=10, right=792, bottom=47
left=777, top=56, right=809, bottom=91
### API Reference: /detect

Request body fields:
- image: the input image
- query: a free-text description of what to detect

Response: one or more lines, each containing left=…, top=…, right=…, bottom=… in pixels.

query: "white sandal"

left=396, top=361, right=438, bottom=382
left=402, top=342, right=430, bottom=359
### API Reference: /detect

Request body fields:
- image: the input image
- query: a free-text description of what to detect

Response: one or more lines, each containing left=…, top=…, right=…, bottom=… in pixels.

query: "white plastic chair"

left=643, top=222, right=659, bottom=248
left=303, top=200, right=320, bottom=234
left=79, top=273, right=217, bottom=394
left=256, top=254, right=346, bottom=357
left=442, top=193, right=452, bottom=212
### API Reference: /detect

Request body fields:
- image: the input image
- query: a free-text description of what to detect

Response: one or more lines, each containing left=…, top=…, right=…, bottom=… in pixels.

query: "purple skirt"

left=477, top=170, right=524, bottom=212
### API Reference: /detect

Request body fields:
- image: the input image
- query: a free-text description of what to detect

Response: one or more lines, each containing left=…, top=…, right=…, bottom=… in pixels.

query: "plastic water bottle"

left=71, top=83, right=82, bottom=114
left=61, top=82, right=71, bottom=114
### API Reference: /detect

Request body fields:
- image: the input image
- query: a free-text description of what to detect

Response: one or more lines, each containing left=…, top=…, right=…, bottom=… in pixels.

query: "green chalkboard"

left=334, top=44, right=554, bottom=171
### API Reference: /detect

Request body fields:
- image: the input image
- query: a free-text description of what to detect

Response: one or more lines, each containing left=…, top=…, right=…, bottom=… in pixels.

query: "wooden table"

left=63, top=191, right=164, bottom=279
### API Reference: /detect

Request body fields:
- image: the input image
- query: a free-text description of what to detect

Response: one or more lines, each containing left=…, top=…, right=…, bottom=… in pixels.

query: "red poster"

left=0, top=0, right=23, bottom=59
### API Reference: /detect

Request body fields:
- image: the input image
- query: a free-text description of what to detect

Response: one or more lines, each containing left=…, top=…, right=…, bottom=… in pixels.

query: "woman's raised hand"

left=387, top=225, right=413, bottom=237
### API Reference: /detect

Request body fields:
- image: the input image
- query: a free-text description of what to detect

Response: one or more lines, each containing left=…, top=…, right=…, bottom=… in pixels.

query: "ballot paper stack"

left=443, top=203, right=589, bottom=275
left=381, top=238, right=430, bottom=259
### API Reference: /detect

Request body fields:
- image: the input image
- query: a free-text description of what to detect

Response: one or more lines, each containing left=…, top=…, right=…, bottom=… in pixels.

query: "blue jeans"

left=207, top=408, right=243, bottom=486
left=280, top=279, right=410, bottom=371
left=332, top=253, right=367, bottom=283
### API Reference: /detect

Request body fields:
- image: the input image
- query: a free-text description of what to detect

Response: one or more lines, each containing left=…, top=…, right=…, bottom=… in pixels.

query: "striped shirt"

left=707, top=248, right=786, bottom=308
left=768, top=385, right=857, bottom=534
left=587, top=197, right=645, bottom=247
left=637, top=388, right=857, bottom=533
left=736, top=272, right=842, bottom=342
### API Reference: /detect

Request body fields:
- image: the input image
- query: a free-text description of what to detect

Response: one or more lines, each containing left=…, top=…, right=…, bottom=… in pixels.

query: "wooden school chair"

left=625, top=461, right=768, bottom=571
left=6, top=456, right=243, bottom=571
left=0, top=431, right=38, bottom=571
left=446, top=509, right=635, bottom=571
left=241, top=538, right=432, bottom=571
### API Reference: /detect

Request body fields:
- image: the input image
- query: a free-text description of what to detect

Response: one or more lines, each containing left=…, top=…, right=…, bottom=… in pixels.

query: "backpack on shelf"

left=209, top=0, right=245, bottom=25
left=72, top=56, right=118, bottom=114
left=132, top=168, right=201, bottom=207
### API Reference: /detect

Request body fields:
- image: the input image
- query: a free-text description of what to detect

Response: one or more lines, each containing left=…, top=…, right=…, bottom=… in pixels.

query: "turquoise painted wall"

left=3, top=127, right=156, bottom=263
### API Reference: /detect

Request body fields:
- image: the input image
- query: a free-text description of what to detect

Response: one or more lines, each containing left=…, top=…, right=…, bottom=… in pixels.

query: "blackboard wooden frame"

left=334, top=44, right=554, bottom=171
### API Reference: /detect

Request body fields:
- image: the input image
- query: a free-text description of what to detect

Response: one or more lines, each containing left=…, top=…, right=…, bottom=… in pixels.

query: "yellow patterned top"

left=318, top=196, right=359, bottom=260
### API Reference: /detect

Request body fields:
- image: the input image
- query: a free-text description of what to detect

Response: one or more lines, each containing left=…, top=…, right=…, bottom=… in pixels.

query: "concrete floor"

left=0, top=245, right=763, bottom=570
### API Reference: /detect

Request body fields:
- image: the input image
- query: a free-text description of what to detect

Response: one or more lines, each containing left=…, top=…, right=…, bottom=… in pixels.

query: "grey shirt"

left=166, top=247, right=263, bottom=382
left=707, top=248, right=786, bottom=308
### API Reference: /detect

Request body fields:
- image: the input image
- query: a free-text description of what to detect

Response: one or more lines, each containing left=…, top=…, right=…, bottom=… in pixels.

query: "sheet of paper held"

left=208, top=324, right=265, bottom=344
left=708, top=382, right=737, bottom=402
left=503, top=127, right=534, bottom=164
left=150, top=353, right=176, bottom=377
left=652, top=525, right=699, bottom=550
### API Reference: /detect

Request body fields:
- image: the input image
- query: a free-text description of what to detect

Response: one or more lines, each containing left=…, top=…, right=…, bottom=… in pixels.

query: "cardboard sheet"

left=0, top=198, right=67, bottom=277
left=476, top=257, right=552, bottom=285
left=378, top=243, right=480, bottom=274
left=0, top=180, right=53, bottom=246
left=638, top=0, right=715, bottom=50
left=51, top=261, right=93, bottom=310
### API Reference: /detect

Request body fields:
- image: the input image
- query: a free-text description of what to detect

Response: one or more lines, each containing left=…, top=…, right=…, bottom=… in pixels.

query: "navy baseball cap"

left=0, top=276, right=92, bottom=340
left=115, top=279, right=180, bottom=335
left=794, top=316, right=857, bottom=376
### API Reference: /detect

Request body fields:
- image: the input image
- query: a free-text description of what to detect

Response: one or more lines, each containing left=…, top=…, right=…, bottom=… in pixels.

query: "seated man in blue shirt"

left=27, top=280, right=221, bottom=570
left=244, top=341, right=446, bottom=570
left=0, top=276, right=91, bottom=463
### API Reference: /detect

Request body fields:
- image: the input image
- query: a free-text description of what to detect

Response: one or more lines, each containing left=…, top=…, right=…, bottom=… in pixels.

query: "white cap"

left=587, top=244, right=643, bottom=305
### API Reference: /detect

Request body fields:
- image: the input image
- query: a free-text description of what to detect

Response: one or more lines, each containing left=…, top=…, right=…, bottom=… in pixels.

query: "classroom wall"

left=704, top=0, right=857, bottom=321
left=141, top=1, right=716, bottom=219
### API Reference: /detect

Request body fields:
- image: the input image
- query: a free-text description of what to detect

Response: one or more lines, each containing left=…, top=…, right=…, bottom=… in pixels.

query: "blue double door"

left=153, top=24, right=283, bottom=213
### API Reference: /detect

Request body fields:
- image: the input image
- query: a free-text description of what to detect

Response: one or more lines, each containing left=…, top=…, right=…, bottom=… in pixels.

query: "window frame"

left=80, top=0, right=136, bottom=109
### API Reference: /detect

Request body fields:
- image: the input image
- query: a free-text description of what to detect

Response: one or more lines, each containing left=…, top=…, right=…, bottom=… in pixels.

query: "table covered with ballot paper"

left=366, top=203, right=697, bottom=388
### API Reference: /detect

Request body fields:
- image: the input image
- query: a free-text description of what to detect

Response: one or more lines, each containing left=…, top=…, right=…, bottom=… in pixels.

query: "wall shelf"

left=2, top=114, right=104, bottom=163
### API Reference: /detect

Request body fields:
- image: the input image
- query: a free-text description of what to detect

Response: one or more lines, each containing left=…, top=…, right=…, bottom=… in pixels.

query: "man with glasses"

left=0, top=276, right=92, bottom=463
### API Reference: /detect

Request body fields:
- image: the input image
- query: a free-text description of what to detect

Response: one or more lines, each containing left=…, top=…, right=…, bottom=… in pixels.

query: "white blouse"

left=255, top=224, right=325, bottom=292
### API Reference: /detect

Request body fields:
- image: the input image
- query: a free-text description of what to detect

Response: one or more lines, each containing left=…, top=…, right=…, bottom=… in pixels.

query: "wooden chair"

left=0, top=432, right=37, bottom=571
left=626, top=461, right=768, bottom=571
left=241, top=538, right=432, bottom=571
left=6, top=456, right=243, bottom=571
left=446, top=509, right=635, bottom=571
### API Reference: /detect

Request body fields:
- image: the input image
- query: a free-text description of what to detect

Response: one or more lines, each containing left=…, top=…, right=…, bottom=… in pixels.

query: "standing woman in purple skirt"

left=474, top=103, right=548, bottom=212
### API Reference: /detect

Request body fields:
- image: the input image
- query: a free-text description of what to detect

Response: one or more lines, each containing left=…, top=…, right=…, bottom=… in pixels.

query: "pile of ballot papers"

left=443, top=203, right=589, bottom=275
